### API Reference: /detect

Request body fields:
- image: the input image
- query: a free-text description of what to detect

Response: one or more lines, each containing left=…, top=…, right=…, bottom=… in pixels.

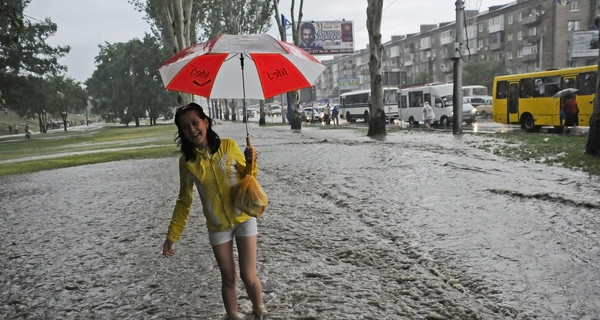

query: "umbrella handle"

left=245, top=136, right=254, bottom=175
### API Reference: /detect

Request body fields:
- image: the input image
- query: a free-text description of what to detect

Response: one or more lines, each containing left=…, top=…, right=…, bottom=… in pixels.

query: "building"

left=314, top=0, right=599, bottom=99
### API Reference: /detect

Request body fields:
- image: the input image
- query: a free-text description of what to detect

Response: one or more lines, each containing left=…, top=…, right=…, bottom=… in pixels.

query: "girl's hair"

left=174, top=102, right=220, bottom=161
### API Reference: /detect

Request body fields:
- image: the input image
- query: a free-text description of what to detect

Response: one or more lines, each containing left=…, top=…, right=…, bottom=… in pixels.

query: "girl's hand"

left=163, top=239, right=175, bottom=257
left=244, top=146, right=257, bottom=165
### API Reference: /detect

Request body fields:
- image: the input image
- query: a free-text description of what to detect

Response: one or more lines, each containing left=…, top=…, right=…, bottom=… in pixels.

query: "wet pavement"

left=1, top=119, right=599, bottom=319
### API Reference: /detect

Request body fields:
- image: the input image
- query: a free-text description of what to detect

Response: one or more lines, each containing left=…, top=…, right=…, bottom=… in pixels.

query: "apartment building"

left=314, top=0, right=598, bottom=99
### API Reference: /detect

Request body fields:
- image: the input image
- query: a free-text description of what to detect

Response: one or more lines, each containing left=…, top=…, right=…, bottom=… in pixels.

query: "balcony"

left=489, top=41, right=504, bottom=51
left=521, top=14, right=541, bottom=25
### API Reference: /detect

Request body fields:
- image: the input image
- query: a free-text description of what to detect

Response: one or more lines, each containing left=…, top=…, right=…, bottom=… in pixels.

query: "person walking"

left=162, top=103, right=265, bottom=320
left=562, top=93, right=579, bottom=135
left=422, top=101, right=435, bottom=130
left=332, top=105, right=339, bottom=125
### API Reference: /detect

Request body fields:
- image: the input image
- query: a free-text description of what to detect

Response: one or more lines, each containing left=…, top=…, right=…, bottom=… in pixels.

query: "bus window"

left=577, top=72, right=596, bottom=95
left=408, top=91, right=423, bottom=108
left=563, top=77, right=575, bottom=89
left=424, top=93, right=431, bottom=105
left=384, top=89, right=397, bottom=104
left=519, top=78, right=533, bottom=98
left=531, top=76, right=559, bottom=97
left=401, top=95, right=408, bottom=109
left=496, top=80, right=508, bottom=99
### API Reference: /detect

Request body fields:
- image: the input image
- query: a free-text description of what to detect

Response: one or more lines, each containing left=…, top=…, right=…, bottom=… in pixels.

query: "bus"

left=398, top=83, right=476, bottom=126
left=492, top=65, right=596, bottom=131
left=339, top=87, right=399, bottom=123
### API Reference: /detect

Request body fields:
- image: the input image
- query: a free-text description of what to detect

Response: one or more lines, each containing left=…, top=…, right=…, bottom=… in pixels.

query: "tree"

left=273, top=0, right=304, bottom=129
left=585, top=16, right=600, bottom=157
left=463, top=60, right=507, bottom=94
left=45, top=75, right=88, bottom=131
left=130, top=0, right=201, bottom=106
left=86, top=36, right=173, bottom=127
left=366, top=0, right=385, bottom=137
left=0, top=0, right=70, bottom=130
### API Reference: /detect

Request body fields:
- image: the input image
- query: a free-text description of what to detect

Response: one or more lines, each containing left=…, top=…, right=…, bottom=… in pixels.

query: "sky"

left=24, top=0, right=511, bottom=84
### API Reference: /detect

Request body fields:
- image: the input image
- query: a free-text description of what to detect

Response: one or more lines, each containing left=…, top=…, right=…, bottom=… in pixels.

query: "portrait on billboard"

left=298, top=20, right=355, bottom=55
left=299, top=22, right=324, bottom=50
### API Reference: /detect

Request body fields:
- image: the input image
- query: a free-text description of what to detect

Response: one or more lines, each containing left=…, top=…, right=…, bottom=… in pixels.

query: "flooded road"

left=1, top=120, right=599, bottom=319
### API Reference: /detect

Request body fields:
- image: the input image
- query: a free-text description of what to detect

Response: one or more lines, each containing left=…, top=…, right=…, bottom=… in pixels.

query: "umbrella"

left=553, top=88, right=579, bottom=99
left=159, top=33, right=326, bottom=101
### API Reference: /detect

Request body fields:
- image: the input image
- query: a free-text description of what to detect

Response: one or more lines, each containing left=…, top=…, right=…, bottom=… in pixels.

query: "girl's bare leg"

left=213, top=241, right=238, bottom=317
left=236, top=235, right=263, bottom=314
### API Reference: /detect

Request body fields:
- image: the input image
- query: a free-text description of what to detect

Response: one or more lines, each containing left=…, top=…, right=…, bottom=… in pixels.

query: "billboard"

left=338, top=77, right=360, bottom=91
left=571, top=30, right=599, bottom=58
left=299, top=20, right=354, bottom=55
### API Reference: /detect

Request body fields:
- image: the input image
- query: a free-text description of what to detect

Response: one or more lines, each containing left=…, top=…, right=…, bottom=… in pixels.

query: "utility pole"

left=453, top=0, right=465, bottom=135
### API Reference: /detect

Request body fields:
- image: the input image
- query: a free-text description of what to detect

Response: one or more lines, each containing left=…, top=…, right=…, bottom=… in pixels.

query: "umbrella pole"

left=240, top=54, right=249, bottom=138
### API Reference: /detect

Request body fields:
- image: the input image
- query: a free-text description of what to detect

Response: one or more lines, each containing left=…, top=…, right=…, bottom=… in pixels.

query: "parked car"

left=475, top=99, right=493, bottom=119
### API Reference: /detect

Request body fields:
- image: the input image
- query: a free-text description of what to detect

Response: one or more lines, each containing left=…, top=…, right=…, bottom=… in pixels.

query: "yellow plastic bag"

left=232, top=137, right=268, bottom=217
left=233, top=175, right=268, bottom=217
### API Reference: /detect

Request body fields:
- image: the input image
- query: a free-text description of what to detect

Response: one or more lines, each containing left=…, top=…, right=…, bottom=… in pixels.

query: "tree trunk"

left=586, top=16, right=600, bottom=156
left=289, top=91, right=302, bottom=129
left=259, top=100, right=266, bottom=126
left=366, top=0, right=386, bottom=137
left=273, top=0, right=304, bottom=130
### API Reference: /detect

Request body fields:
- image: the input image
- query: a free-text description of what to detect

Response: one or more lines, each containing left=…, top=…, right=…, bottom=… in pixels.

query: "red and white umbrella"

left=159, top=33, right=326, bottom=100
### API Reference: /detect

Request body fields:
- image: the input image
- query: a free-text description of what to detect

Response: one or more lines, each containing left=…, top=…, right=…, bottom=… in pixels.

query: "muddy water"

left=1, top=121, right=599, bottom=319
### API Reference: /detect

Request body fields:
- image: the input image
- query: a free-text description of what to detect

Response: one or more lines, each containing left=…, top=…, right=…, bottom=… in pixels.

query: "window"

left=478, top=23, right=483, bottom=32
left=570, top=1, right=580, bottom=11
left=508, top=15, right=513, bottom=24
left=519, top=78, right=533, bottom=98
left=496, top=81, right=508, bottom=99
left=568, top=20, right=580, bottom=31
left=518, top=31, right=523, bottom=40
left=528, top=27, right=536, bottom=36
left=507, top=51, right=513, bottom=60
left=508, top=33, right=513, bottom=41
left=577, top=72, right=596, bottom=95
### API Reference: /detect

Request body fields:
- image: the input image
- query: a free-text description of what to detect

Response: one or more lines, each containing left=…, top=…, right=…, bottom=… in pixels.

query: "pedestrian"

left=324, top=104, right=331, bottom=124
left=562, top=93, right=579, bottom=135
left=332, top=105, right=339, bottom=125
left=422, top=101, right=435, bottom=130
left=24, top=124, right=31, bottom=139
left=162, top=102, right=265, bottom=320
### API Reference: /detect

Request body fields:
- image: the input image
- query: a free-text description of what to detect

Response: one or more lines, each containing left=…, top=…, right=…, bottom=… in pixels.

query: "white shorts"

left=208, top=217, right=258, bottom=246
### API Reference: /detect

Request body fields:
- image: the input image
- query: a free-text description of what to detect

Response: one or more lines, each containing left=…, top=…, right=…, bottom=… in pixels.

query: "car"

left=475, top=99, right=493, bottom=119
left=461, top=97, right=477, bottom=125
left=464, top=96, right=490, bottom=108
left=301, top=107, right=316, bottom=122
left=267, top=104, right=282, bottom=117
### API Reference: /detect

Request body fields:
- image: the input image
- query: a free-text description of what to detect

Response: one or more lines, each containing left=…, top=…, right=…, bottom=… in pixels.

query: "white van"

left=462, top=85, right=489, bottom=97
left=399, top=83, right=475, bottom=126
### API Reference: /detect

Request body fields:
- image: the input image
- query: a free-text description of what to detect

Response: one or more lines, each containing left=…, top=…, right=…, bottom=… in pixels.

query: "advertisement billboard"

left=571, top=30, right=599, bottom=58
left=299, top=20, right=354, bottom=55
left=338, top=77, right=360, bottom=91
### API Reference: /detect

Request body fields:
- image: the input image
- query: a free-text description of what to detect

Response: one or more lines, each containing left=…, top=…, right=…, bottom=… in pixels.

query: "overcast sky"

left=24, top=0, right=511, bottom=84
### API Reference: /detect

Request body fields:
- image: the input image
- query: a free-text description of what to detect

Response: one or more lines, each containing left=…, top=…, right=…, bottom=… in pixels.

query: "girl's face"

left=180, top=110, right=209, bottom=148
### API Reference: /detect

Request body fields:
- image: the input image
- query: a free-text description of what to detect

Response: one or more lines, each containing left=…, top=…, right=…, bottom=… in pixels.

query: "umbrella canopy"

left=553, top=88, right=579, bottom=99
left=159, top=33, right=326, bottom=100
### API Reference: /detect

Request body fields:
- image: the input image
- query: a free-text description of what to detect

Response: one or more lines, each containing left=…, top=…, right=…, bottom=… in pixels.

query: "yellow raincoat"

left=167, top=138, right=257, bottom=243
